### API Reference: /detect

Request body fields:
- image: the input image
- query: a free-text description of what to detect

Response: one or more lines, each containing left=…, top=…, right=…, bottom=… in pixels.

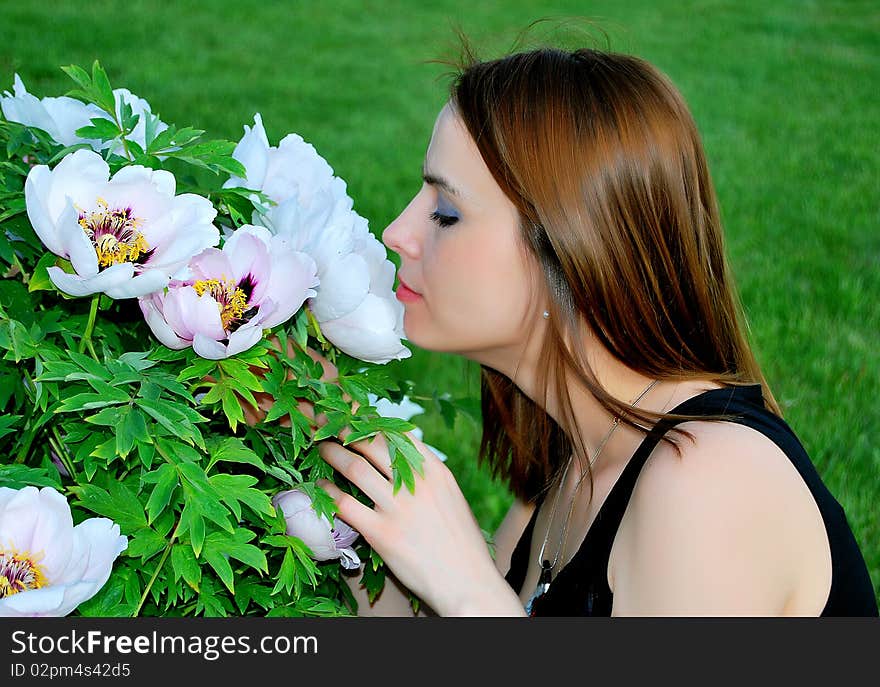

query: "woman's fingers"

left=318, top=440, right=393, bottom=511
left=316, top=478, right=380, bottom=536
left=339, top=427, right=393, bottom=479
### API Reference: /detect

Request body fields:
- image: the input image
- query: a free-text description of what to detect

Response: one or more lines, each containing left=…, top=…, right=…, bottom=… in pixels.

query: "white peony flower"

left=0, top=486, right=127, bottom=617
left=225, top=113, right=409, bottom=364
left=1, top=74, right=106, bottom=148
left=1, top=75, right=168, bottom=155
left=223, top=113, right=334, bottom=207
left=272, top=489, right=360, bottom=569
left=262, top=194, right=409, bottom=364
left=25, top=149, right=219, bottom=299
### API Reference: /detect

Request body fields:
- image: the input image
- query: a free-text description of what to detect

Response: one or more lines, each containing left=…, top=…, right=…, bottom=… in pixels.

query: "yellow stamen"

left=193, top=278, right=249, bottom=330
left=0, top=549, right=47, bottom=598
left=78, top=198, right=149, bottom=268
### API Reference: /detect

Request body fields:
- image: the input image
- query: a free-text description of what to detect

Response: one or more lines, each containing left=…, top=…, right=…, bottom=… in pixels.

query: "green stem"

left=112, top=110, right=134, bottom=162
left=48, top=425, right=77, bottom=480
left=79, top=295, right=100, bottom=359
left=132, top=517, right=181, bottom=617
left=13, top=426, right=38, bottom=464
left=14, top=368, right=40, bottom=464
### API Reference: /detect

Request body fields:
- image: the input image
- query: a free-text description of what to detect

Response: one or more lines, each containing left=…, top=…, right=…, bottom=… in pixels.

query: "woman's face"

left=382, top=104, right=542, bottom=365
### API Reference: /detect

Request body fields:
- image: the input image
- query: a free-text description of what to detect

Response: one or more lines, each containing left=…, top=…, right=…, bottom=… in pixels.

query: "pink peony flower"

left=139, top=225, right=318, bottom=359
left=272, top=489, right=360, bottom=570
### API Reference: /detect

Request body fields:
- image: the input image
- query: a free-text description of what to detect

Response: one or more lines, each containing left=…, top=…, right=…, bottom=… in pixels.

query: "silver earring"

left=542, top=310, right=550, bottom=319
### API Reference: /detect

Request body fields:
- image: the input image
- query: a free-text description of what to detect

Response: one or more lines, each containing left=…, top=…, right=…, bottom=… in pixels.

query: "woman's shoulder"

left=611, top=418, right=832, bottom=614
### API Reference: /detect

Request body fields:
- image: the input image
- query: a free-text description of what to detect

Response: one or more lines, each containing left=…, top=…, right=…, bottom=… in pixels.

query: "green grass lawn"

left=2, top=0, right=877, bottom=605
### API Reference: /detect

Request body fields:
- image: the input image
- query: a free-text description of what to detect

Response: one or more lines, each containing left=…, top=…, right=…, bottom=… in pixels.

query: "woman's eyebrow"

left=422, top=167, right=462, bottom=198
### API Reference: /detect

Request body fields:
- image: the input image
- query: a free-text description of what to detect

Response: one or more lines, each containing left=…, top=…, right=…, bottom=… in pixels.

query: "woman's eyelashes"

left=429, top=197, right=460, bottom=228
left=429, top=210, right=459, bottom=227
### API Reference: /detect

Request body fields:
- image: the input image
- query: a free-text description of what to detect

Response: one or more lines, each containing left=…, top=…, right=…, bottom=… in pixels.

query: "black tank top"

left=504, top=384, right=878, bottom=616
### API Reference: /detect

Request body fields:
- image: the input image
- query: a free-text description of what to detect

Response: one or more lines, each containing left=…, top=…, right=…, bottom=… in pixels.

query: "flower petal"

left=139, top=296, right=191, bottom=349
left=338, top=547, right=361, bottom=570
left=56, top=198, right=98, bottom=277
left=43, top=149, right=110, bottom=222
left=0, top=584, right=68, bottom=617
left=224, top=113, right=270, bottom=191
left=192, top=333, right=229, bottom=360
left=0, top=486, right=73, bottom=581
left=103, top=268, right=169, bottom=300
left=222, top=226, right=272, bottom=303
left=310, top=251, right=369, bottom=321
left=189, top=247, right=233, bottom=283
left=24, top=165, right=65, bottom=255
left=163, top=287, right=225, bottom=342
left=319, top=293, right=412, bottom=364
left=47, top=263, right=134, bottom=298
left=260, top=250, right=318, bottom=328
left=225, top=323, right=264, bottom=357
left=57, top=518, right=127, bottom=586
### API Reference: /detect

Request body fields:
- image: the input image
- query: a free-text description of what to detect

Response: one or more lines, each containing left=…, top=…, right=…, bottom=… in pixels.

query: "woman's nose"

left=382, top=193, right=423, bottom=258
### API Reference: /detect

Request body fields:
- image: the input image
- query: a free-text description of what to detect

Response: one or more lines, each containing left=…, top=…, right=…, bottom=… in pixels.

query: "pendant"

left=524, top=560, right=553, bottom=616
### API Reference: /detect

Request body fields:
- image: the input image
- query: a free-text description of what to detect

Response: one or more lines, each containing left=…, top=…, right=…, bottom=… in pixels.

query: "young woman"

left=298, top=46, right=877, bottom=616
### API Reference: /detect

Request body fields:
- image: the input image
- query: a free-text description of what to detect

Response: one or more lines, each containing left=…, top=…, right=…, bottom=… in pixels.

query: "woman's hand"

left=316, top=430, right=525, bottom=616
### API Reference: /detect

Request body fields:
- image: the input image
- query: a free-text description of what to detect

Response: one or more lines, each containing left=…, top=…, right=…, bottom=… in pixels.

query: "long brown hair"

left=447, top=45, right=781, bottom=501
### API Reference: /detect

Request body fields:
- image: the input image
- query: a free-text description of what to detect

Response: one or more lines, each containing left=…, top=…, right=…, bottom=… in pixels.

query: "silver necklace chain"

left=525, top=379, right=659, bottom=614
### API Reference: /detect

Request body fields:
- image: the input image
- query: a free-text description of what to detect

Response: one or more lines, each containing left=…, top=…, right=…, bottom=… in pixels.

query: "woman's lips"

left=396, top=278, right=422, bottom=303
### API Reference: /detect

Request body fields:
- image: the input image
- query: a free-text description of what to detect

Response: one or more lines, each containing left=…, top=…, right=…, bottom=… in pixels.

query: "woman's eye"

left=429, top=210, right=459, bottom=228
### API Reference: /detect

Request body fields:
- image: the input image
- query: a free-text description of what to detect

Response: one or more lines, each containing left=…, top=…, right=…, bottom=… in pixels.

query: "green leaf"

left=177, top=462, right=233, bottom=533
left=218, top=358, right=264, bottom=392
left=287, top=537, right=320, bottom=589
left=233, top=579, right=275, bottom=614
left=220, top=386, right=245, bottom=431
left=71, top=482, right=147, bottom=532
left=171, top=544, right=202, bottom=591
left=176, top=357, right=218, bottom=383
left=90, top=60, right=116, bottom=114
left=202, top=544, right=235, bottom=594
left=56, top=391, right=128, bottom=412
left=118, top=407, right=151, bottom=456
left=125, top=527, right=166, bottom=561
left=0, top=413, right=22, bottom=441
left=154, top=436, right=203, bottom=464
left=68, top=349, right=112, bottom=380
left=0, top=464, right=62, bottom=490
left=122, top=566, right=142, bottom=608
left=136, top=398, right=193, bottom=442
left=27, top=252, right=60, bottom=292
left=145, top=463, right=178, bottom=524
left=272, top=547, right=296, bottom=595
left=206, top=437, right=268, bottom=473
left=384, top=433, right=422, bottom=494
left=117, top=350, right=156, bottom=371
left=312, top=414, right=350, bottom=442
left=205, top=529, right=268, bottom=574
left=360, top=554, right=387, bottom=603
left=208, top=473, right=275, bottom=520
left=179, top=502, right=205, bottom=557
left=84, top=406, right=122, bottom=427
left=74, top=116, right=121, bottom=142
left=437, top=396, right=458, bottom=429
left=61, top=64, right=92, bottom=92
left=75, top=570, right=130, bottom=617
left=147, top=125, right=203, bottom=155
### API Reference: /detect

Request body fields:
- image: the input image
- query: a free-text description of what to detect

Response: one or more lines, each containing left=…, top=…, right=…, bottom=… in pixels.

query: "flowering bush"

left=0, top=63, right=472, bottom=616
